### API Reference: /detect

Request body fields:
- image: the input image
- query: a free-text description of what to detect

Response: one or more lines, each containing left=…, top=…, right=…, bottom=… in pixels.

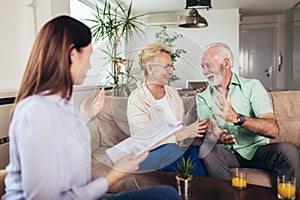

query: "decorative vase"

left=175, top=175, right=193, bottom=196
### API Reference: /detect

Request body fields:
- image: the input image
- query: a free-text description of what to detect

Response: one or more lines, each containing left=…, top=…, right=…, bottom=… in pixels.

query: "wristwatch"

left=234, top=113, right=246, bottom=126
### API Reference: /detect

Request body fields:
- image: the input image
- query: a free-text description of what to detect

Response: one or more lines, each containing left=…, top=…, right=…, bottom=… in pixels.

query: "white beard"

left=206, top=73, right=223, bottom=86
left=206, top=65, right=225, bottom=87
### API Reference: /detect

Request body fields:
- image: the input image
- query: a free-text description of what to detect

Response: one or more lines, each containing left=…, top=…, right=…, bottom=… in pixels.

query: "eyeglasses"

left=148, top=63, right=174, bottom=71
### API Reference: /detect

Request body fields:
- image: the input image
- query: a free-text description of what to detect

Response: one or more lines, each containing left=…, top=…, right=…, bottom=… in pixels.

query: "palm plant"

left=86, top=0, right=144, bottom=96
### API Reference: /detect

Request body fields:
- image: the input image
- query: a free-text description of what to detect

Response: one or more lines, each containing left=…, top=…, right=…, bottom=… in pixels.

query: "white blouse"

left=3, top=94, right=107, bottom=200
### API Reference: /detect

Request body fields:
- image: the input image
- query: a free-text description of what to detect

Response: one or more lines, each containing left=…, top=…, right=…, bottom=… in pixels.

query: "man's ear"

left=223, top=58, right=231, bottom=69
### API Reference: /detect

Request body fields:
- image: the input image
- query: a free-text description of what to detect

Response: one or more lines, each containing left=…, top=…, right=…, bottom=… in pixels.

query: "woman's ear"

left=69, top=45, right=77, bottom=64
left=146, top=65, right=153, bottom=75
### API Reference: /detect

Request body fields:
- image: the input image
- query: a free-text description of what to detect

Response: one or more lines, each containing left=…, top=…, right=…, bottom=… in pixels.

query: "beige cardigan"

left=127, top=82, right=185, bottom=145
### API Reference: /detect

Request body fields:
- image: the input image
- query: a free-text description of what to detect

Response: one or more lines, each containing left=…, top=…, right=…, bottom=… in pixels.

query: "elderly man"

left=196, top=42, right=300, bottom=191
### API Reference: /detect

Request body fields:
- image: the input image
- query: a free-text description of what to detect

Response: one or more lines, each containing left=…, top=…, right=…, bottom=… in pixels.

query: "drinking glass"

left=277, top=175, right=296, bottom=200
left=231, top=168, right=247, bottom=189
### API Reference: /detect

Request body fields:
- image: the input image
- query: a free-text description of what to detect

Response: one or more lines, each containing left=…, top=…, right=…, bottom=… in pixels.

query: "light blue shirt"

left=196, top=73, right=274, bottom=160
left=2, top=94, right=108, bottom=200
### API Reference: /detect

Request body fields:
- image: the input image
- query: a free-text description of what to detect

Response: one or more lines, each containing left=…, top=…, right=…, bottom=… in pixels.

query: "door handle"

left=264, top=66, right=272, bottom=77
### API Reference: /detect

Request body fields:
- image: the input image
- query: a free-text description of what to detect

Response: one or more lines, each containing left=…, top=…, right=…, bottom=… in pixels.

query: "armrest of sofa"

left=0, top=169, right=7, bottom=197
left=269, top=91, right=300, bottom=148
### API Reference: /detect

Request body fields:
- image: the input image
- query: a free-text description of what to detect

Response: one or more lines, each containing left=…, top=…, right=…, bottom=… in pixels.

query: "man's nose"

left=167, top=67, right=173, bottom=74
left=202, top=66, right=209, bottom=75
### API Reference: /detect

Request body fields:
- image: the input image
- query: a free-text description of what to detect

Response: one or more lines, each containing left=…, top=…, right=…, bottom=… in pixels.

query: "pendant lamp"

left=178, top=0, right=211, bottom=28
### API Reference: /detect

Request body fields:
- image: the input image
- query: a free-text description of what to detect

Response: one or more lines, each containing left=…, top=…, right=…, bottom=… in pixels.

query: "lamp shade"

left=178, top=8, right=208, bottom=28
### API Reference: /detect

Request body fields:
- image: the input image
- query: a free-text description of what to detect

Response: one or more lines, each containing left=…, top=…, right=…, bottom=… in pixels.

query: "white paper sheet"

left=106, top=118, right=183, bottom=163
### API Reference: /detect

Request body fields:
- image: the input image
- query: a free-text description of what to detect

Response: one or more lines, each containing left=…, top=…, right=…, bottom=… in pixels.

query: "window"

left=70, top=0, right=109, bottom=86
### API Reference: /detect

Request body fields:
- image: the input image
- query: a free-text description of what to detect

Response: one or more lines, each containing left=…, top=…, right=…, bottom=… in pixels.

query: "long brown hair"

left=13, top=16, right=91, bottom=113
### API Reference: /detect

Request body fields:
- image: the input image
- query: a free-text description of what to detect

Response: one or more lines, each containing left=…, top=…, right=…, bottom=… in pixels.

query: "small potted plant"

left=175, top=156, right=195, bottom=196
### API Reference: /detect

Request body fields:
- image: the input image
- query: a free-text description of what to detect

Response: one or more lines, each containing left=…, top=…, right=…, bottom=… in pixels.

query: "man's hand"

left=219, top=132, right=236, bottom=145
left=212, top=89, right=279, bottom=138
left=193, top=86, right=207, bottom=94
left=213, top=91, right=238, bottom=123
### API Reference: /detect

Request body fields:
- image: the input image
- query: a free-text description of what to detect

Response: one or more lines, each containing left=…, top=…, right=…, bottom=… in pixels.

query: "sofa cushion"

left=269, top=91, right=300, bottom=148
left=95, top=96, right=130, bottom=147
left=91, top=147, right=138, bottom=193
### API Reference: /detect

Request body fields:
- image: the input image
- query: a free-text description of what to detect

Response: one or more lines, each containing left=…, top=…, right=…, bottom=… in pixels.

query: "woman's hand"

left=105, top=152, right=149, bottom=187
left=80, top=88, right=105, bottom=123
left=197, top=119, right=210, bottom=138
left=174, top=119, right=210, bottom=141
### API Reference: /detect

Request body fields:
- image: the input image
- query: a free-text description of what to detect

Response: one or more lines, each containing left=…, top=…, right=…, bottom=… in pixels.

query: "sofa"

left=89, top=90, right=300, bottom=193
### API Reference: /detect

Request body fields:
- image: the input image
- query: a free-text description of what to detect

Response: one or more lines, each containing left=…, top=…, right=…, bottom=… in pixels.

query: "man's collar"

left=230, top=73, right=241, bottom=86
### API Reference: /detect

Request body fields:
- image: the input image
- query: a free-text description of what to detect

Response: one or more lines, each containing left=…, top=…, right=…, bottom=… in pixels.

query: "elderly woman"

left=127, top=42, right=208, bottom=176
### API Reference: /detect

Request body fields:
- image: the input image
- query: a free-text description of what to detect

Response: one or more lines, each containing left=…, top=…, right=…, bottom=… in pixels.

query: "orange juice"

left=278, top=183, right=296, bottom=199
left=232, top=177, right=247, bottom=189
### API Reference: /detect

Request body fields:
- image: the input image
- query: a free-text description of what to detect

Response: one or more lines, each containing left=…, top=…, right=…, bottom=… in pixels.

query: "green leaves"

left=84, top=0, right=145, bottom=94
left=86, top=0, right=144, bottom=46
left=155, top=25, right=186, bottom=84
left=176, top=156, right=195, bottom=179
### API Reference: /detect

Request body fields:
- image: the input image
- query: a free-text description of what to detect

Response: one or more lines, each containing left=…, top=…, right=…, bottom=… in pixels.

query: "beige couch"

left=89, top=91, right=300, bottom=193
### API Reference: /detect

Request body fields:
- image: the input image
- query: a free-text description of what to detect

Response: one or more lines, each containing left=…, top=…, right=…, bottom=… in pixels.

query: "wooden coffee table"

left=134, top=171, right=300, bottom=200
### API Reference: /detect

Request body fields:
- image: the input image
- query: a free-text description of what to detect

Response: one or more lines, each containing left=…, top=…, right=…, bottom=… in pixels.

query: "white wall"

left=0, top=3, right=239, bottom=90
left=0, top=1, right=35, bottom=92
left=0, top=0, right=69, bottom=92
left=0, top=0, right=70, bottom=169
left=125, top=9, right=240, bottom=88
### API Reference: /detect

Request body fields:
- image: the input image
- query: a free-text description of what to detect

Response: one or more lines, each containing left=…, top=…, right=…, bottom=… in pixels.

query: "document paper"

left=106, top=118, right=183, bottom=163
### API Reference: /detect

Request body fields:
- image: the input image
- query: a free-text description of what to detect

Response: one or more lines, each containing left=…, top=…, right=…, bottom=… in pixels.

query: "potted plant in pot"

left=175, top=156, right=195, bottom=196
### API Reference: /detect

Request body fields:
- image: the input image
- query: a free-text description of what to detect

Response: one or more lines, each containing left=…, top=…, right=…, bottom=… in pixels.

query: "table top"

left=134, top=171, right=299, bottom=200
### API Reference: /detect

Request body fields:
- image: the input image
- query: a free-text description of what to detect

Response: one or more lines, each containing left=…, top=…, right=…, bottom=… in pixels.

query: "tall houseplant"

left=155, top=25, right=187, bottom=84
left=86, top=0, right=144, bottom=96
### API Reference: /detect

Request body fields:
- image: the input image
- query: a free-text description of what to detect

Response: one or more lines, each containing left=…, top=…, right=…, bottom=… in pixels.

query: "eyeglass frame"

left=146, top=63, right=174, bottom=71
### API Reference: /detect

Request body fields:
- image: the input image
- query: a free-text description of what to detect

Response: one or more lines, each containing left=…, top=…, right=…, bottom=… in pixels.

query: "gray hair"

left=204, top=42, right=234, bottom=67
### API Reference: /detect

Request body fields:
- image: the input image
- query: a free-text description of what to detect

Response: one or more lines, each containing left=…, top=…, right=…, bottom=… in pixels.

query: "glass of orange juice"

left=277, top=175, right=296, bottom=200
left=231, top=168, right=247, bottom=189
